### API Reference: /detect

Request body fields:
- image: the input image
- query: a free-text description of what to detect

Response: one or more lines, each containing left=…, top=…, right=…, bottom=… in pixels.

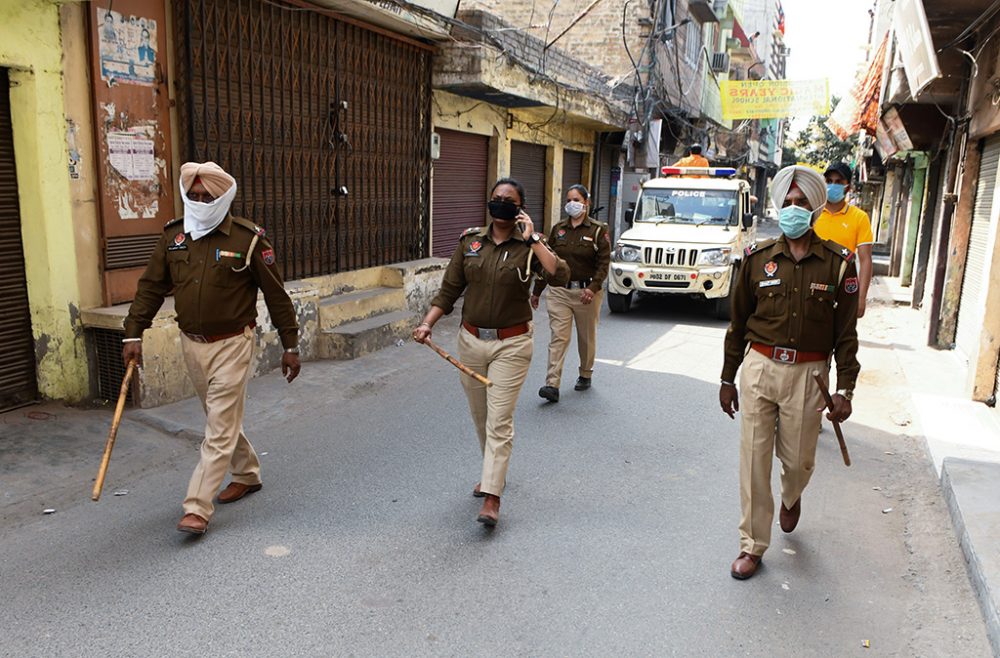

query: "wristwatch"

left=285, top=347, right=300, bottom=354
left=836, top=388, right=854, bottom=401
left=528, top=232, right=542, bottom=245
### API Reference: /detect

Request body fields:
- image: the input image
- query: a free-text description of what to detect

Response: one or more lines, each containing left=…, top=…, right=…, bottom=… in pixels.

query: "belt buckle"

left=479, top=328, right=499, bottom=341
left=772, top=347, right=797, bottom=364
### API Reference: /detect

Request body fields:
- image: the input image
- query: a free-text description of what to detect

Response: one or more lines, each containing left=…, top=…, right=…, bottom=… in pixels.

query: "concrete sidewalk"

left=874, top=276, right=1000, bottom=655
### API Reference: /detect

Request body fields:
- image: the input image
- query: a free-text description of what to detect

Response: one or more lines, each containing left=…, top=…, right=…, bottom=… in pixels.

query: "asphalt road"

left=0, top=281, right=990, bottom=656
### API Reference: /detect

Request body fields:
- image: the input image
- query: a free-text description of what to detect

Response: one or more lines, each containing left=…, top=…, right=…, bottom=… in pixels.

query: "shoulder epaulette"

left=163, top=217, right=182, bottom=229
left=232, top=216, right=266, bottom=237
left=462, top=226, right=484, bottom=238
left=743, top=238, right=776, bottom=258
left=822, top=239, right=854, bottom=261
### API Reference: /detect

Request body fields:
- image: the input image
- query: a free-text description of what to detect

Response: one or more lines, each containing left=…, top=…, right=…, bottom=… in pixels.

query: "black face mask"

left=488, top=200, right=520, bottom=221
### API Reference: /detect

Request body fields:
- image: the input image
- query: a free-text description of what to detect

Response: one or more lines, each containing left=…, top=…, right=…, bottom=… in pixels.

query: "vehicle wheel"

left=714, top=264, right=737, bottom=321
left=714, top=292, right=732, bottom=321
left=608, top=290, right=633, bottom=313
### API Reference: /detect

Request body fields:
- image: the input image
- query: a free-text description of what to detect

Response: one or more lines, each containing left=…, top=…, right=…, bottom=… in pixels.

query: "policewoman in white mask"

left=123, top=162, right=301, bottom=536
left=531, top=184, right=611, bottom=402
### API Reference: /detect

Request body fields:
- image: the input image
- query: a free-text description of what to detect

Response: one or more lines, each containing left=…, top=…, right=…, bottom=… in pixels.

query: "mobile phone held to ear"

left=516, top=221, right=526, bottom=235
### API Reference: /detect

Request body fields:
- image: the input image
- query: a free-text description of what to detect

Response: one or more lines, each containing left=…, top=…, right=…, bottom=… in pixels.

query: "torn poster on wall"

left=107, top=131, right=155, bottom=181
left=97, top=7, right=157, bottom=86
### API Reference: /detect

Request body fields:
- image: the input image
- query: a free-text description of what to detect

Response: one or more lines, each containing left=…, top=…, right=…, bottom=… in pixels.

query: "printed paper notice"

left=97, top=7, right=157, bottom=85
left=107, top=131, right=155, bottom=181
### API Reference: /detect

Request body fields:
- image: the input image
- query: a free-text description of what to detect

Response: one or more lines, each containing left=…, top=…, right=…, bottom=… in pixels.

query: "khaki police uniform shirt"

left=532, top=217, right=611, bottom=295
left=124, top=215, right=299, bottom=348
left=432, top=224, right=571, bottom=328
left=722, top=232, right=860, bottom=391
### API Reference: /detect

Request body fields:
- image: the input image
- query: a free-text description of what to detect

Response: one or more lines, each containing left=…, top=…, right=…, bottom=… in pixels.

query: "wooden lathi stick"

left=812, top=371, right=851, bottom=467
left=424, top=338, right=493, bottom=387
left=92, top=360, right=137, bottom=501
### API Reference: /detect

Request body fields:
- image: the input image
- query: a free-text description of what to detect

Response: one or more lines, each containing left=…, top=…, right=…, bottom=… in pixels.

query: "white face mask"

left=564, top=200, right=586, bottom=218
left=182, top=181, right=238, bottom=241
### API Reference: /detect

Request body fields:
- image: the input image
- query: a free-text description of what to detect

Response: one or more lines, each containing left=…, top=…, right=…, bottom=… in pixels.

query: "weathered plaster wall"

left=432, top=90, right=597, bottom=233
left=0, top=0, right=90, bottom=401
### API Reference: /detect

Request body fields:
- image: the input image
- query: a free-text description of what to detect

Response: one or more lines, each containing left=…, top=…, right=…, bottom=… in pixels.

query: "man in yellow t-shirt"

left=814, top=162, right=874, bottom=317
left=672, top=143, right=710, bottom=168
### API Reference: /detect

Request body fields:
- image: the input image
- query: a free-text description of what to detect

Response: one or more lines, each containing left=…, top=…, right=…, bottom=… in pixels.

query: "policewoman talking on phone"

left=413, top=178, right=570, bottom=527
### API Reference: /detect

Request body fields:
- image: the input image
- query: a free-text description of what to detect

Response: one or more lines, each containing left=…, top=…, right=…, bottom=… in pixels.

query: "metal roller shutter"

left=510, top=141, right=547, bottom=229
left=955, top=135, right=1000, bottom=362
left=176, top=0, right=432, bottom=279
left=596, top=145, right=614, bottom=223
left=561, top=149, right=585, bottom=210
left=432, top=129, right=488, bottom=257
left=0, top=68, right=39, bottom=411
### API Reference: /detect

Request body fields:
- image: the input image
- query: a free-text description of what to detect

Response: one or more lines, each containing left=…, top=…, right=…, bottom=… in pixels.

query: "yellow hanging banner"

left=720, top=79, right=830, bottom=120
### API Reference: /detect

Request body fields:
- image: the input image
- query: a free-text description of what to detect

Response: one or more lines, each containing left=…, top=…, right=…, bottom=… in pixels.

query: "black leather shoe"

left=538, top=386, right=559, bottom=402
left=574, top=377, right=592, bottom=391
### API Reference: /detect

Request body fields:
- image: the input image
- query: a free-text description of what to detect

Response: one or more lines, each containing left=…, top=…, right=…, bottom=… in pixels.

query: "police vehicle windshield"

left=636, top=188, right=738, bottom=226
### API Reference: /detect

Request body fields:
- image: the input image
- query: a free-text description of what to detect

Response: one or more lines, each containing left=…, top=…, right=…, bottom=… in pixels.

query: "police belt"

left=183, top=321, right=256, bottom=344
left=750, top=342, right=828, bottom=365
left=565, top=279, right=592, bottom=290
left=462, top=320, right=530, bottom=341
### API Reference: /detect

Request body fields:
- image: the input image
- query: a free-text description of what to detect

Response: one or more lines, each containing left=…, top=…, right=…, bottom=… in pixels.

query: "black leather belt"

left=566, top=279, right=592, bottom=290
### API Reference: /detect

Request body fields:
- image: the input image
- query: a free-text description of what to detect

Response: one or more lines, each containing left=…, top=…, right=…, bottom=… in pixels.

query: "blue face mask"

left=827, top=183, right=846, bottom=203
left=779, top=205, right=813, bottom=239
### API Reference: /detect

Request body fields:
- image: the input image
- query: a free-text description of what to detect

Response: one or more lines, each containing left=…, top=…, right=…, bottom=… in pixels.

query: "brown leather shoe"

left=472, top=482, right=485, bottom=498
left=217, top=482, right=262, bottom=505
left=177, top=513, right=208, bottom=535
left=476, top=494, right=500, bottom=526
left=730, top=552, right=762, bottom=580
left=780, top=498, right=801, bottom=533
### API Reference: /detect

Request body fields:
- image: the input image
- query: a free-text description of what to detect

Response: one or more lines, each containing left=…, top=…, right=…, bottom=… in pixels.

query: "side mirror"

left=742, top=213, right=754, bottom=230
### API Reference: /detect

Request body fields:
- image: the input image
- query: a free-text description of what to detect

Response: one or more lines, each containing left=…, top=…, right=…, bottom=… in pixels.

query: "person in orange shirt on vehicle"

left=813, top=163, right=874, bottom=317
left=672, top=143, right=710, bottom=168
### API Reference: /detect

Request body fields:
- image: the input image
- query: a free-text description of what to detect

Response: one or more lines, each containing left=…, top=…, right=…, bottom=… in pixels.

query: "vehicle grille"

left=644, top=280, right=690, bottom=289
left=643, top=247, right=699, bottom=267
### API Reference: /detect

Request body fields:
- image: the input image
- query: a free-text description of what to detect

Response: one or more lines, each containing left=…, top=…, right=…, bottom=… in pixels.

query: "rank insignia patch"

left=261, top=248, right=275, bottom=265
left=844, top=277, right=859, bottom=294
left=764, top=260, right=778, bottom=277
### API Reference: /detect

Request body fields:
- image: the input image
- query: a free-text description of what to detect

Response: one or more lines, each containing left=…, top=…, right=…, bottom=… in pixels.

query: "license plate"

left=647, top=272, right=688, bottom=281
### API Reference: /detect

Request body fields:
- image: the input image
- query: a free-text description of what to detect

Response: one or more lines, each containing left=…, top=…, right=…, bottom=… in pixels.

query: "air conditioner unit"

left=711, top=52, right=731, bottom=73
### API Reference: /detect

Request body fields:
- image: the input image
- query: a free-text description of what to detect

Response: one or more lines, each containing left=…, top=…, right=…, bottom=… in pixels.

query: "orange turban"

left=179, top=161, right=235, bottom=198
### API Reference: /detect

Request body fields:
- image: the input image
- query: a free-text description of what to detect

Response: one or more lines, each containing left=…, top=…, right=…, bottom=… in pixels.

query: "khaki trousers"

left=457, top=326, right=534, bottom=497
left=544, top=286, right=603, bottom=388
left=738, top=348, right=828, bottom=556
left=180, top=326, right=261, bottom=520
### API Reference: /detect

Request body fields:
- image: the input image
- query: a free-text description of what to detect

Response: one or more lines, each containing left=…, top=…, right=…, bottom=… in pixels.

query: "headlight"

left=698, top=248, right=732, bottom=266
left=614, top=243, right=642, bottom=263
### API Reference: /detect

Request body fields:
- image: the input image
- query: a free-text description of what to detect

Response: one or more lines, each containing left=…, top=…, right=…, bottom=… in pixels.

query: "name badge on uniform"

left=759, top=279, right=781, bottom=287
left=583, top=236, right=593, bottom=242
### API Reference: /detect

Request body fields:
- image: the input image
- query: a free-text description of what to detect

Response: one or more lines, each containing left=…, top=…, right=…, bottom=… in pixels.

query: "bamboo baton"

left=812, top=371, right=851, bottom=467
left=423, top=338, right=493, bottom=387
left=92, top=359, right=137, bottom=501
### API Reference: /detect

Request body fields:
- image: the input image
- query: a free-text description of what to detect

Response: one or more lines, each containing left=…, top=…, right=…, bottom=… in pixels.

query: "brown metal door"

left=432, top=129, right=488, bottom=257
left=88, top=0, right=176, bottom=305
left=510, top=141, right=547, bottom=229
left=561, top=149, right=585, bottom=207
left=175, top=0, right=432, bottom=280
left=0, top=69, right=39, bottom=412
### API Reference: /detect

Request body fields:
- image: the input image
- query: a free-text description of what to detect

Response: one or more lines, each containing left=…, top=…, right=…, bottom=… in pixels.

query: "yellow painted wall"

left=432, top=90, right=596, bottom=235
left=0, top=0, right=89, bottom=401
